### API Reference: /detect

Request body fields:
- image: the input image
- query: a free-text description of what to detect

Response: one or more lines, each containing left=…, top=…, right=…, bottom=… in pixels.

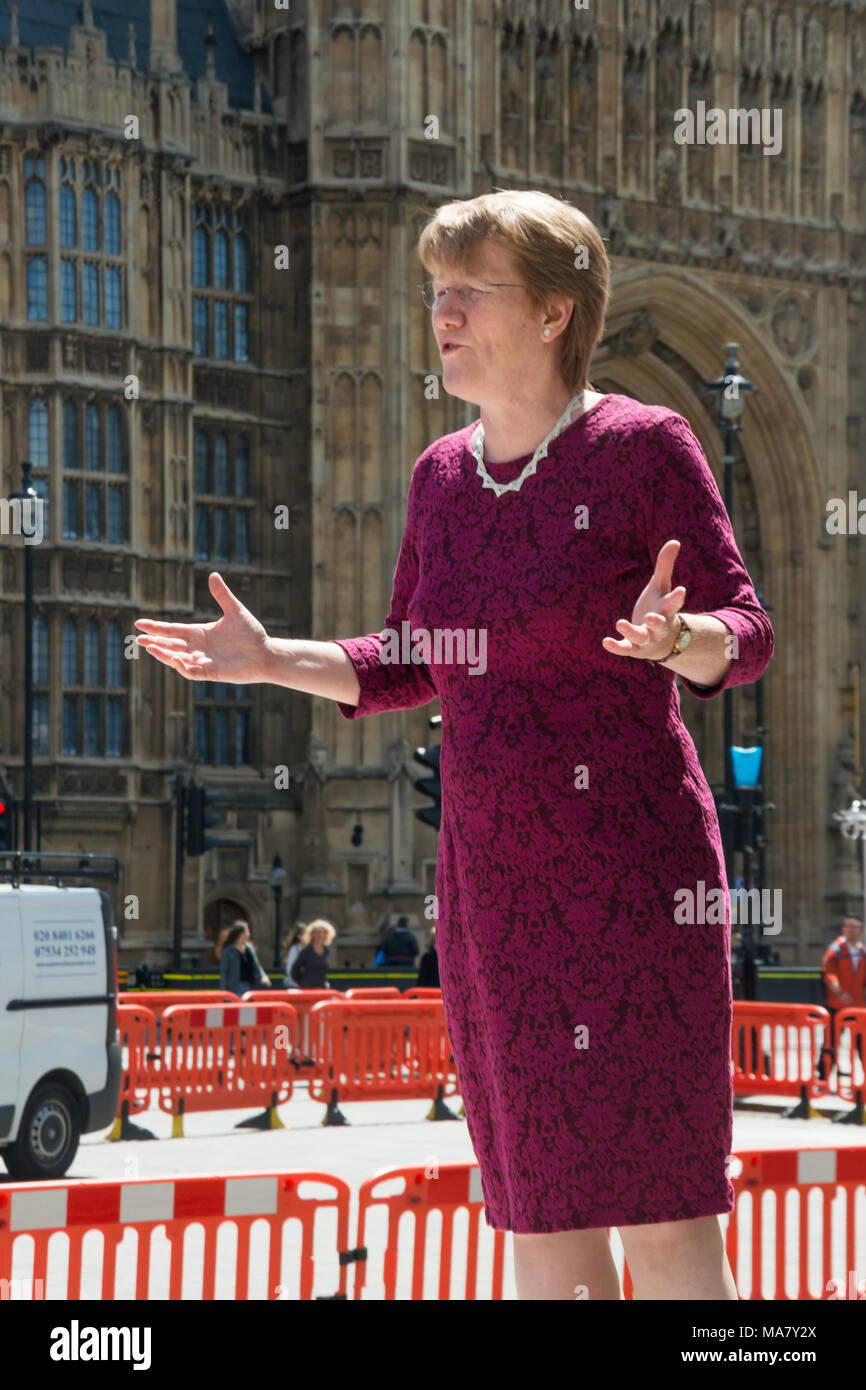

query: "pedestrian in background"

left=290, top=919, right=335, bottom=988
left=282, top=926, right=306, bottom=989
left=216, top=920, right=271, bottom=998
left=381, top=915, right=419, bottom=967
left=818, top=914, right=865, bottom=1081
left=417, top=925, right=440, bottom=987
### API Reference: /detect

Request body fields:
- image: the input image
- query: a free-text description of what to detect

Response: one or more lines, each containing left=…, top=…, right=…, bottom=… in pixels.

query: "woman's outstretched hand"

left=134, top=572, right=272, bottom=684
left=602, top=539, right=686, bottom=661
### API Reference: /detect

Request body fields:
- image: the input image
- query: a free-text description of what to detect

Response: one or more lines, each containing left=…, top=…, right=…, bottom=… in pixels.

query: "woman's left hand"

left=602, top=539, right=686, bottom=661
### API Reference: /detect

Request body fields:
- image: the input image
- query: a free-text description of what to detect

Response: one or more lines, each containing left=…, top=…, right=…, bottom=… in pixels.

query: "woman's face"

left=430, top=237, right=568, bottom=409
left=311, top=927, right=327, bottom=946
left=238, top=925, right=250, bottom=950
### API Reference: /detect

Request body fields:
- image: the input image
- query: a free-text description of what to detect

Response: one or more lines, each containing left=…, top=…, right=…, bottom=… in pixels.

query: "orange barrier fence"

left=727, top=1146, right=866, bottom=1299
left=826, top=1009, right=866, bottom=1124
left=241, top=989, right=342, bottom=1063
left=0, top=1171, right=351, bottom=1300
left=353, top=1146, right=866, bottom=1300
left=404, top=988, right=443, bottom=1000
left=156, top=1004, right=297, bottom=1136
left=732, top=1002, right=833, bottom=1116
left=308, top=1000, right=459, bottom=1124
left=2, top=1148, right=863, bottom=1299
left=118, top=991, right=238, bottom=1018
left=108, top=1005, right=160, bottom=1140
left=354, top=1162, right=506, bottom=1300
left=344, top=987, right=404, bottom=1000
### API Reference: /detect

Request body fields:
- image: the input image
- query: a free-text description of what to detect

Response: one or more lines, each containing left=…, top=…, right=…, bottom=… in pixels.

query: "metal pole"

left=273, top=887, right=282, bottom=972
left=173, top=774, right=186, bottom=971
left=18, top=463, right=36, bottom=852
left=722, top=426, right=735, bottom=812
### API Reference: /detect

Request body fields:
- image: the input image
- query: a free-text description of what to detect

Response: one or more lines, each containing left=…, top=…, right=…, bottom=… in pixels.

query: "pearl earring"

left=543, top=328, right=551, bottom=338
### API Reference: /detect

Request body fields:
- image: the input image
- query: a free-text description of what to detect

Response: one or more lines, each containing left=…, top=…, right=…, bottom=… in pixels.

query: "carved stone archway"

left=592, top=266, right=826, bottom=960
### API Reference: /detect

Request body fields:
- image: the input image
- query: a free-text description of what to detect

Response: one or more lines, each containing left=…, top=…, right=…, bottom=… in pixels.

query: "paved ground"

left=4, top=1086, right=863, bottom=1301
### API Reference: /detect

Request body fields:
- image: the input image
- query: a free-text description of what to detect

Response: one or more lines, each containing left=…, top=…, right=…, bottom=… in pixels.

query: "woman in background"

left=216, top=919, right=270, bottom=998
left=290, top=919, right=336, bottom=989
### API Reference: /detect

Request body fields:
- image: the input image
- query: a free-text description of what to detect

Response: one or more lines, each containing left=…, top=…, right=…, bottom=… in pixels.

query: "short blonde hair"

left=299, top=918, right=337, bottom=947
left=417, top=188, right=611, bottom=394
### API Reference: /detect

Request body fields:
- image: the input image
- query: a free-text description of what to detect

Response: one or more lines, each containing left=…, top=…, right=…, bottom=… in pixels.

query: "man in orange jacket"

left=817, top=915, right=864, bottom=1081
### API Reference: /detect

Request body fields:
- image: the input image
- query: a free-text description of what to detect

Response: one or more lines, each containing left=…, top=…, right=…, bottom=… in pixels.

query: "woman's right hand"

left=134, top=572, right=273, bottom=684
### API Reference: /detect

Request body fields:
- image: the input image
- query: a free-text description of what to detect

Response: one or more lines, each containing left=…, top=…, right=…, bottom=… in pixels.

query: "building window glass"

left=24, top=156, right=46, bottom=244
left=62, top=694, right=79, bottom=756
left=62, top=619, right=78, bottom=684
left=62, top=398, right=127, bottom=545
left=32, top=693, right=50, bottom=757
left=26, top=257, right=47, bottom=319
left=192, top=203, right=253, bottom=361
left=104, top=266, right=122, bottom=329
left=58, top=158, right=123, bottom=329
left=82, top=262, right=99, bottom=324
left=213, top=435, right=230, bottom=495
left=82, top=185, right=99, bottom=251
left=193, top=431, right=253, bottom=565
left=195, top=684, right=251, bottom=767
left=104, top=192, right=120, bottom=255
left=194, top=433, right=209, bottom=492
left=106, top=407, right=123, bottom=473
left=61, top=258, right=77, bottom=321
left=60, top=182, right=77, bottom=247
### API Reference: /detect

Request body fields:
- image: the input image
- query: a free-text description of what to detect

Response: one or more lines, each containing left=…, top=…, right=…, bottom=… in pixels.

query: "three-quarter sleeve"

left=640, top=414, right=774, bottom=701
left=327, top=462, right=438, bottom=720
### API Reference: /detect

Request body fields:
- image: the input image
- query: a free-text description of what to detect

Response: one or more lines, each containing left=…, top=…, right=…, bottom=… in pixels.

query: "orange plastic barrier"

left=0, top=1170, right=351, bottom=1300
left=156, top=1004, right=297, bottom=1135
left=118, top=990, right=237, bottom=1019
left=831, top=1007, right=866, bottom=1124
left=107, top=1005, right=160, bottom=1140
left=308, top=1000, right=459, bottom=1124
left=344, top=987, right=404, bottom=1000
left=404, top=988, right=443, bottom=1000
left=241, top=989, right=342, bottom=1064
left=354, top=1162, right=506, bottom=1299
left=352, top=1147, right=866, bottom=1300
left=732, top=1001, right=832, bottom=1116
left=726, top=1146, right=866, bottom=1299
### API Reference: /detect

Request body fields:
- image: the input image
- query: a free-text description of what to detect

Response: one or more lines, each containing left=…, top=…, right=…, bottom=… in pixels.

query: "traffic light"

left=0, top=792, right=14, bottom=851
left=186, top=783, right=224, bottom=857
left=414, top=715, right=442, bottom=831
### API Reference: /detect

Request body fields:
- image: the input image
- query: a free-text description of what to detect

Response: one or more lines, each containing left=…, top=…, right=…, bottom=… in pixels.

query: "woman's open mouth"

left=441, top=343, right=464, bottom=356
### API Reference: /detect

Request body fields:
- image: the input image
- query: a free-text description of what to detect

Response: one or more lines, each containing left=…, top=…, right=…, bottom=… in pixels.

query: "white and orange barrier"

left=0, top=1170, right=351, bottom=1300
left=732, top=1001, right=834, bottom=1117
left=241, top=989, right=341, bottom=1064
left=307, top=999, right=459, bottom=1124
left=156, top=1004, right=297, bottom=1136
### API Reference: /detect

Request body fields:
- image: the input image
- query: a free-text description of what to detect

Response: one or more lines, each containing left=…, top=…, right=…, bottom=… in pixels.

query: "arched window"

left=213, top=435, right=230, bottom=494
left=26, top=257, right=47, bottom=319
left=194, top=433, right=209, bottom=492
left=235, top=436, right=250, bottom=497
left=85, top=404, right=100, bottom=470
left=104, top=192, right=120, bottom=255
left=63, top=402, right=78, bottom=469
left=193, top=227, right=209, bottom=286
left=82, top=262, right=99, bottom=324
left=25, top=157, right=46, bottom=245
left=84, top=621, right=100, bottom=685
left=60, top=182, right=76, bottom=247
left=105, top=621, right=123, bottom=687
left=106, top=407, right=122, bottom=472
left=82, top=186, right=99, bottom=251
left=33, top=615, right=50, bottom=684
left=233, top=234, right=248, bottom=292
left=62, top=619, right=78, bottom=684
left=28, top=398, right=49, bottom=466
left=213, top=229, right=229, bottom=288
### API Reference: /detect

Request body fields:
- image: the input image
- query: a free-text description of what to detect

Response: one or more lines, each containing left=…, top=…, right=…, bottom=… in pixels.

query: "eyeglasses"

left=420, top=281, right=526, bottom=310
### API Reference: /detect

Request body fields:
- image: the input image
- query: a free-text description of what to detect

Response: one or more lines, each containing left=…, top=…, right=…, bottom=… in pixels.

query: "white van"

left=0, top=856, right=121, bottom=1180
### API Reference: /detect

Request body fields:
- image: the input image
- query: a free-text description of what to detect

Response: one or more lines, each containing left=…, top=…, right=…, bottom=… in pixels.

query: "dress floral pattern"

left=329, top=394, right=775, bottom=1234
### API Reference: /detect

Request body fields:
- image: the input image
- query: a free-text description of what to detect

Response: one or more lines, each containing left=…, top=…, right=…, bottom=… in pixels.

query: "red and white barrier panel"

left=0, top=1171, right=352, bottom=1301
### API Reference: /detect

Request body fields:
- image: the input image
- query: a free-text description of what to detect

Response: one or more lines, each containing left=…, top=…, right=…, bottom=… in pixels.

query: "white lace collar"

left=468, top=390, right=586, bottom=498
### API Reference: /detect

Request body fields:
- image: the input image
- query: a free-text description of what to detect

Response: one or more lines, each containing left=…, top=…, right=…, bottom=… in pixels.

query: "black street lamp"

left=269, top=854, right=287, bottom=973
left=704, top=345, right=758, bottom=816
left=731, top=744, right=763, bottom=1001
left=11, top=462, right=39, bottom=851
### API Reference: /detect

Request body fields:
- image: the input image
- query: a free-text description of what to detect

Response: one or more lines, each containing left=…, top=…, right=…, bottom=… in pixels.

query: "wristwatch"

left=652, top=614, right=692, bottom=664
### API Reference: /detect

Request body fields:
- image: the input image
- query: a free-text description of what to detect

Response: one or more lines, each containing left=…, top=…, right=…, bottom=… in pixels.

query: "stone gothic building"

left=0, top=0, right=863, bottom=971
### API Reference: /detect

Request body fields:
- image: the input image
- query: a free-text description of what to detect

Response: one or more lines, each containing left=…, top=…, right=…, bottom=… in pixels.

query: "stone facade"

left=0, top=0, right=863, bottom=970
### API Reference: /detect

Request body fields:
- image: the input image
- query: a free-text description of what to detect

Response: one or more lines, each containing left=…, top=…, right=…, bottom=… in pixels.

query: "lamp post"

left=704, top=346, right=758, bottom=817
left=833, top=800, right=866, bottom=931
left=12, top=463, right=38, bottom=851
left=731, top=744, right=763, bottom=1001
left=269, top=854, right=287, bottom=973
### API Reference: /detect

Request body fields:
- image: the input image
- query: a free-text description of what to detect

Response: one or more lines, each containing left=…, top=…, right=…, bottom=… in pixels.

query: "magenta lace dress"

left=329, top=394, right=775, bottom=1234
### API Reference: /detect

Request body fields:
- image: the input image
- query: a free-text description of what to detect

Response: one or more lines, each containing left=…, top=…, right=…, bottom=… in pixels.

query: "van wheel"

left=2, top=1084, right=81, bottom=1181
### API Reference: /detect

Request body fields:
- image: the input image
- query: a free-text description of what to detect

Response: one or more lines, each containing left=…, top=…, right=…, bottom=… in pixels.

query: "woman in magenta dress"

left=135, top=190, right=774, bottom=1300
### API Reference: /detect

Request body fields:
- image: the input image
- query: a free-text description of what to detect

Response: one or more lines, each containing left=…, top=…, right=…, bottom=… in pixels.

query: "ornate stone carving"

left=770, top=293, right=814, bottom=360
